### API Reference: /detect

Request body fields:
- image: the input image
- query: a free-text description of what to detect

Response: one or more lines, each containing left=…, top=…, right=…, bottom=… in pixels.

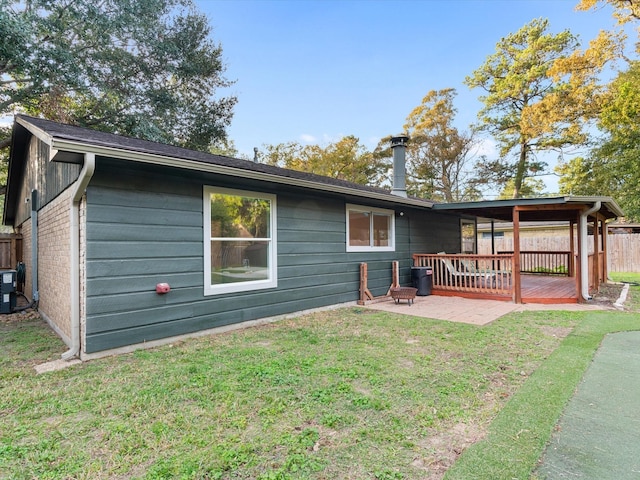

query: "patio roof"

left=432, top=196, right=624, bottom=222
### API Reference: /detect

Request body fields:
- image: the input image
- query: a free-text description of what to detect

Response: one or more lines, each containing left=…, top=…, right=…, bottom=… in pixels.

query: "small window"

left=481, top=231, right=504, bottom=239
left=461, top=218, right=477, bottom=254
left=346, top=204, right=395, bottom=252
left=204, top=187, right=277, bottom=295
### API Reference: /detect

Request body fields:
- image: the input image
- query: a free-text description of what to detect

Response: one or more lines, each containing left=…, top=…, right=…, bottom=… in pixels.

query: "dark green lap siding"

left=84, top=160, right=462, bottom=353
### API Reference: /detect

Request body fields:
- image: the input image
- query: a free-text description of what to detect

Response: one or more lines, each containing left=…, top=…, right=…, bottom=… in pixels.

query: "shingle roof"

left=15, top=115, right=431, bottom=205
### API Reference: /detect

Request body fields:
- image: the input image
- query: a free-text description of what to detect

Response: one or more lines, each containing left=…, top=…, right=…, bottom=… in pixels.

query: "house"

left=4, top=116, right=472, bottom=359
left=4, top=116, right=624, bottom=360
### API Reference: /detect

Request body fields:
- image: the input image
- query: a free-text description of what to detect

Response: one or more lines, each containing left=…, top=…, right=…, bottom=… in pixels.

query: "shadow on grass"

left=444, top=310, right=640, bottom=480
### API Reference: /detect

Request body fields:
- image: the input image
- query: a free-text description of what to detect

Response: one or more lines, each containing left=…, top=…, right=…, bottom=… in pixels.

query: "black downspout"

left=31, top=189, right=39, bottom=305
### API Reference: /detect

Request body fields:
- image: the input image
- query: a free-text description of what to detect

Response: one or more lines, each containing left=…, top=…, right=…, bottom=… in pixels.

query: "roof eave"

left=433, top=195, right=624, bottom=221
left=15, top=116, right=59, bottom=161
left=565, top=196, right=625, bottom=218
left=51, top=138, right=435, bottom=209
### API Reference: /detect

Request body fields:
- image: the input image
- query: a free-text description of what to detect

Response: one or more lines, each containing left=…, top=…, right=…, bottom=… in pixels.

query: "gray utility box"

left=0, top=270, right=17, bottom=314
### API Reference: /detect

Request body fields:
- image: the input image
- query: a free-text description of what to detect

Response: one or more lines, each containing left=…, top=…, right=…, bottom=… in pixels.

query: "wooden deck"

left=411, top=253, right=590, bottom=304
left=432, top=274, right=578, bottom=304
left=521, top=274, right=578, bottom=304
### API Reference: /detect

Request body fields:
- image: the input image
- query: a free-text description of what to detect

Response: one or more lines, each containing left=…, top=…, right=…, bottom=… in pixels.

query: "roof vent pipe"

left=390, top=134, right=409, bottom=198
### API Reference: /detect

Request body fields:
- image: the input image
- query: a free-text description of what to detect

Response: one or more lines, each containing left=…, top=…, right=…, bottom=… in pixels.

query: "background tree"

left=465, top=18, right=617, bottom=198
left=262, top=136, right=388, bottom=187
left=498, top=178, right=546, bottom=199
left=209, top=138, right=247, bottom=159
left=553, top=1, right=639, bottom=220
left=557, top=61, right=640, bottom=220
left=261, top=142, right=306, bottom=170
left=577, top=0, right=640, bottom=26
left=0, top=0, right=236, bottom=153
left=401, top=88, right=481, bottom=202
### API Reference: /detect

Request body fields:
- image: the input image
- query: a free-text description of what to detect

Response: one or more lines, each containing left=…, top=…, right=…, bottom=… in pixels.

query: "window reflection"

left=209, top=193, right=272, bottom=286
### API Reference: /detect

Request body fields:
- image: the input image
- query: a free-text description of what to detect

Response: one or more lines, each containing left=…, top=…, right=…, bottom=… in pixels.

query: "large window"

left=346, top=204, right=395, bottom=252
left=204, top=187, right=277, bottom=295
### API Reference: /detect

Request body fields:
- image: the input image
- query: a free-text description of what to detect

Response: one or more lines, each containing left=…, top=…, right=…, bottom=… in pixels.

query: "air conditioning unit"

left=0, top=270, right=17, bottom=314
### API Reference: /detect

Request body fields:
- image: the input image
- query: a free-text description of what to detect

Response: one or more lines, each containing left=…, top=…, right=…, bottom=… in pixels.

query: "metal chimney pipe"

left=390, top=134, right=409, bottom=197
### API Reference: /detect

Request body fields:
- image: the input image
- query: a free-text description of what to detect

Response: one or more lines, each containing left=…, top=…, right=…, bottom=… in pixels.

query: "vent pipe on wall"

left=390, top=134, right=409, bottom=198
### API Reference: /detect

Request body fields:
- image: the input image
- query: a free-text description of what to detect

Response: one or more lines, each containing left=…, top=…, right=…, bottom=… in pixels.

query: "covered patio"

left=421, top=196, right=624, bottom=304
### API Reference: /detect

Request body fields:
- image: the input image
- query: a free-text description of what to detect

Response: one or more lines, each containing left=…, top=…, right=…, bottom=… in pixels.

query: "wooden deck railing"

left=412, top=254, right=513, bottom=296
left=499, top=251, right=571, bottom=276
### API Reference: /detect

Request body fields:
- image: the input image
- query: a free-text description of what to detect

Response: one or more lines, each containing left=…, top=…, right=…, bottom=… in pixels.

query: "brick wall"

left=34, top=189, right=73, bottom=340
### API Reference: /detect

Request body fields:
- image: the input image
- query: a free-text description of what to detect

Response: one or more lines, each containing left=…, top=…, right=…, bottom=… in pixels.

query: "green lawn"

left=609, top=272, right=640, bottom=283
left=610, top=272, right=640, bottom=310
left=1, top=283, right=639, bottom=479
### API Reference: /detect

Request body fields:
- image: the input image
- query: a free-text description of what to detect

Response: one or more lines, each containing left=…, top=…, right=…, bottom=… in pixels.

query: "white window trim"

left=203, top=186, right=277, bottom=296
left=346, top=203, right=395, bottom=252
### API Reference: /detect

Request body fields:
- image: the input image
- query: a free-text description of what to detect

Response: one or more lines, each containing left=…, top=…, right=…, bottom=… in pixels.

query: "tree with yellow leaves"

left=261, top=136, right=389, bottom=188
left=402, top=88, right=480, bottom=202
left=465, top=18, right=619, bottom=198
left=557, top=61, right=640, bottom=220
left=577, top=0, right=639, bottom=25
left=553, top=1, right=640, bottom=220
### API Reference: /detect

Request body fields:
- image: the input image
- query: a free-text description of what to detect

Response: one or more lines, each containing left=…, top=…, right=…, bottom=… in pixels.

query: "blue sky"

left=198, top=0, right=621, bottom=195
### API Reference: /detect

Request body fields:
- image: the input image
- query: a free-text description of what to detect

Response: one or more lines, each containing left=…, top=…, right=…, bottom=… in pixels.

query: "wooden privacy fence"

left=0, top=234, right=22, bottom=270
left=499, top=251, right=571, bottom=276
left=607, top=234, right=640, bottom=273
left=412, top=253, right=513, bottom=296
left=479, top=233, right=640, bottom=274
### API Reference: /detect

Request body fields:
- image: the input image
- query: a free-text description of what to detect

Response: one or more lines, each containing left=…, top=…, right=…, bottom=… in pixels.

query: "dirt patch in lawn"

left=540, top=325, right=573, bottom=339
left=413, top=422, right=486, bottom=480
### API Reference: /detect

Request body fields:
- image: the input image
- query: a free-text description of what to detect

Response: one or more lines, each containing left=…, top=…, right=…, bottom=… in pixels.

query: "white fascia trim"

left=16, top=117, right=52, bottom=145
left=15, top=117, right=59, bottom=161
left=568, top=196, right=625, bottom=218
left=51, top=138, right=435, bottom=209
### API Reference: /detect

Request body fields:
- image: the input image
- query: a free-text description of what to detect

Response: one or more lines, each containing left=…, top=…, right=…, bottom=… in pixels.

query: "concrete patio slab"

left=364, top=294, right=608, bottom=325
